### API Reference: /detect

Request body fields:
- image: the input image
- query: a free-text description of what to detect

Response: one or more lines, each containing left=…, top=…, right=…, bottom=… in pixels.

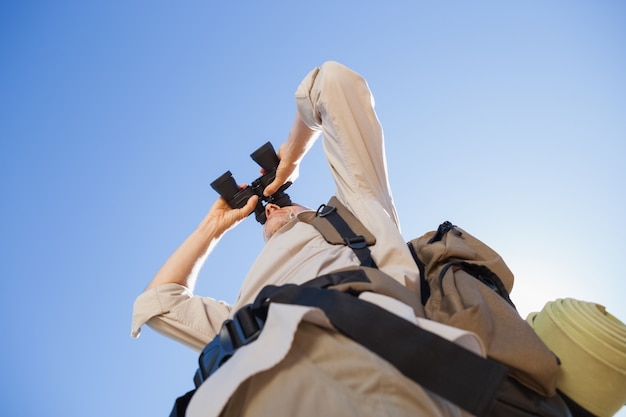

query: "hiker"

left=131, top=61, right=485, bottom=417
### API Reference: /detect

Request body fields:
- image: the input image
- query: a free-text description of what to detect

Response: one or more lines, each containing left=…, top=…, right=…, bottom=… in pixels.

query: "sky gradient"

left=1, top=1, right=625, bottom=416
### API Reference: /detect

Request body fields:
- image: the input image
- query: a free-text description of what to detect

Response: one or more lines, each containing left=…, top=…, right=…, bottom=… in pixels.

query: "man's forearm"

left=264, top=112, right=320, bottom=197
left=281, top=112, right=319, bottom=164
left=145, top=194, right=259, bottom=292
left=145, top=219, right=222, bottom=291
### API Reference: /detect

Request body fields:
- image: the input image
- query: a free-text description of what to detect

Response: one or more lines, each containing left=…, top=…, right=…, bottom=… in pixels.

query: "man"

left=132, top=61, right=482, bottom=416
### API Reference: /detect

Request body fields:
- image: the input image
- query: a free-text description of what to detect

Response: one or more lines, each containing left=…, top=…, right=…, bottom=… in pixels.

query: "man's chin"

left=263, top=218, right=283, bottom=242
left=263, top=215, right=292, bottom=242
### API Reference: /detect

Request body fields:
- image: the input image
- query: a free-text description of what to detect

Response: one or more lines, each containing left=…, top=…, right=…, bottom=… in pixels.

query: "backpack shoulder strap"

left=300, top=196, right=378, bottom=268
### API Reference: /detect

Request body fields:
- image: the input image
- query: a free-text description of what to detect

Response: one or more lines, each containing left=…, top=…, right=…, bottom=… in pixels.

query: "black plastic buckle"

left=194, top=305, right=265, bottom=387
left=344, top=235, right=367, bottom=249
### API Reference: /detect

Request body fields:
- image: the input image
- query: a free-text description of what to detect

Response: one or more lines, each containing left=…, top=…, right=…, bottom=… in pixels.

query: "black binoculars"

left=210, top=142, right=292, bottom=225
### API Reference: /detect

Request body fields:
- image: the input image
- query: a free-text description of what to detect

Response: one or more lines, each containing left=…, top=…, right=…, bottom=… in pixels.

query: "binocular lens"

left=210, top=171, right=239, bottom=201
left=250, top=142, right=280, bottom=172
left=269, top=192, right=292, bottom=208
left=255, top=210, right=268, bottom=225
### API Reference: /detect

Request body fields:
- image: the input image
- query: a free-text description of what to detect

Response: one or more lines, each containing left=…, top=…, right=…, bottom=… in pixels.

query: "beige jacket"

left=132, top=61, right=483, bottom=417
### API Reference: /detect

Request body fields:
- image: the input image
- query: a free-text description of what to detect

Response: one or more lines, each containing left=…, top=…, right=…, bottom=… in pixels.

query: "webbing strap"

left=254, top=284, right=508, bottom=416
left=316, top=203, right=378, bottom=268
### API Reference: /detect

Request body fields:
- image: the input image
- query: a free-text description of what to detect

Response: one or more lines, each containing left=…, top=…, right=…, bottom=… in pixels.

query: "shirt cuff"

left=130, top=283, right=193, bottom=339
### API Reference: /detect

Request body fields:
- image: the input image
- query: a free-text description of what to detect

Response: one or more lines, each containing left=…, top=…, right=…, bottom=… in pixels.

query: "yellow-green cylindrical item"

left=527, top=298, right=626, bottom=417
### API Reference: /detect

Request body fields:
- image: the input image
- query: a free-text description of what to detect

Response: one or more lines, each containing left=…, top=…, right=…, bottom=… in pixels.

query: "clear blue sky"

left=1, top=1, right=624, bottom=416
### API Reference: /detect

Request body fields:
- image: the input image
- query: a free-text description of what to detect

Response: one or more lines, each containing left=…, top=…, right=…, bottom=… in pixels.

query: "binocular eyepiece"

left=210, top=142, right=292, bottom=225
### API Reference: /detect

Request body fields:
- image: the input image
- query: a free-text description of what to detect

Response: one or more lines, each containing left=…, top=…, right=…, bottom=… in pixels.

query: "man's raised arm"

left=145, top=194, right=258, bottom=291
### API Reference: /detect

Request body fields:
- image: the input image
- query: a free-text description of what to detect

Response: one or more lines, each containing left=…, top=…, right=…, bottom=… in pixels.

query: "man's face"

left=263, top=203, right=308, bottom=242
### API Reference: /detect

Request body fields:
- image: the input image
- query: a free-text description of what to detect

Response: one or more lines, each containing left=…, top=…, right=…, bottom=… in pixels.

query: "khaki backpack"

left=304, top=197, right=561, bottom=396
left=407, top=221, right=560, bottom=396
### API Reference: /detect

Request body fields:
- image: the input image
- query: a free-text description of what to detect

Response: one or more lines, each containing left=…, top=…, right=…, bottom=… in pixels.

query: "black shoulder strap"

left=255, top=280, right=508, bottom=416
left=301, top=196, right=378, bottom=268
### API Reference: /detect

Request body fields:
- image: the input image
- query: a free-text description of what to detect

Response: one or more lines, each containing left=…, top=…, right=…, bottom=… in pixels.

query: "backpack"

left=303, top=197, right=572, bottom=416
left=407, top=220, right=561, bottom=396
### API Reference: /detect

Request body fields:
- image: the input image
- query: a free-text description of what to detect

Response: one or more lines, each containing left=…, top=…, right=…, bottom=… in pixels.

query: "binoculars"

left=210, top=142, right=292, bottom=225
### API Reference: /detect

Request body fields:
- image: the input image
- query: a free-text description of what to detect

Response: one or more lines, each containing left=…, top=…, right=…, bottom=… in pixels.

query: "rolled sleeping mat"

left=527, top=298, right=626, bottom=417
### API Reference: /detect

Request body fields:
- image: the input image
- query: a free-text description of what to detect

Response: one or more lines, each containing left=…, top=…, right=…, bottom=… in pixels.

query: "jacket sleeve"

left=294, top=62, right=424, bottom=302
left=295, top=61, right=401, bottom=230
left=131, top=283, right=232, bottom=352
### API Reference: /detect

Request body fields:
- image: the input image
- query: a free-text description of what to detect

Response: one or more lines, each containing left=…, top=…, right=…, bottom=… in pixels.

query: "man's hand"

left=206, top=192, right=259, bottom=236
left=263, top=146, right=299, bottom=197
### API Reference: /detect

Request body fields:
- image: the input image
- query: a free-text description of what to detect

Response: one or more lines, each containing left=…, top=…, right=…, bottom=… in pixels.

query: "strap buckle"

left=194, top=304, right=265, bottom=387
left=344, top=235, right=367, bottom=249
